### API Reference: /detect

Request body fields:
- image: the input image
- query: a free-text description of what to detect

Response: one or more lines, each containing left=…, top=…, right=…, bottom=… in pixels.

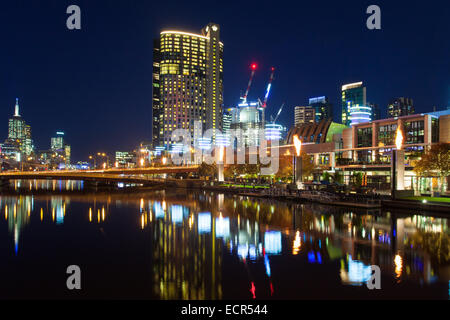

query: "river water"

left=0, top=181, right=449, bottom=299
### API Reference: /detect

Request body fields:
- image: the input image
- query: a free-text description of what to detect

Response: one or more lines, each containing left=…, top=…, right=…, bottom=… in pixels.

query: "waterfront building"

left=309, top=96, right=332, bottom=122
left=294, top=106, right=315, bottom=126
left=387, top=97, right=414, bottom=118
left=341, top=82, right=371, bottom=126
left=152, top=23, right=224, bottom=149
left=285, top=110, right=450, bottom=193
left=115, top=151, right=136, bottom=168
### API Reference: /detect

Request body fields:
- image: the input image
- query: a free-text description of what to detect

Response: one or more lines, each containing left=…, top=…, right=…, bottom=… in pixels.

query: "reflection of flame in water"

left=292, top=231, right=301, bottom=255
left=394, top=254, right=403, bottom=281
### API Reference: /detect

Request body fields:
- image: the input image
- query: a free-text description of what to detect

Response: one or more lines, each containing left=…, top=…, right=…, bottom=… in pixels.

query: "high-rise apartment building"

left=6, top=98, right=34, bottom=155
left=341, top=82, right=371, bottom=126
left=294, top=106, right=315, bottom=127
left=369, top=102, right=381, bottom=121
left=309, top=96, right=332, bottom=122
left=387, top=97, right=414, bottom=118
left=51, top=132, right=65, bottom=151
left=152, top=23, right=224, bottom=150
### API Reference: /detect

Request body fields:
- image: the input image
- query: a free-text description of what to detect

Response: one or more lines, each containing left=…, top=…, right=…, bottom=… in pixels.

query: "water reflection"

left=8, top=179, right=83, bottom=192
left=0, top=188, right=449, bottom=299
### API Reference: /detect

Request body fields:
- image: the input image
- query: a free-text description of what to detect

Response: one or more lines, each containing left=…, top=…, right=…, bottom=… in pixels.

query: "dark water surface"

left=0, top=185, right=449, bottom=299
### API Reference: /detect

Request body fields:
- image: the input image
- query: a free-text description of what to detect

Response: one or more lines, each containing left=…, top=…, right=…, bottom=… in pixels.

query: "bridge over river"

left=0, top=166, right=199, bottom=186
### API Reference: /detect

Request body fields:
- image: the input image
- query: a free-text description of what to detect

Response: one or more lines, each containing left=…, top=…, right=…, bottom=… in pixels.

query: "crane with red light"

left=241, top=63, right=258, bottom=104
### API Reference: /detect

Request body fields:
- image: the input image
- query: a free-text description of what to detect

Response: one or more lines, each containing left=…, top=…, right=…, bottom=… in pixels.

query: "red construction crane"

left=241, top=63, right=257, bottom=104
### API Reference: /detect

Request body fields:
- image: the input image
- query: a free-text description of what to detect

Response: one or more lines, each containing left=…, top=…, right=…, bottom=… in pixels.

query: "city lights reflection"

left=0, top=188, right=448, bottom=299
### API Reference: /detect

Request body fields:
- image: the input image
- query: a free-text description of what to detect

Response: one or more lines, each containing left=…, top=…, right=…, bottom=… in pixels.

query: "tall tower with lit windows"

left=152, top=23, right=224, bottom=151
left=6, top=98, right=34, bottom=155
left=341, top=82, right=371, bottom=126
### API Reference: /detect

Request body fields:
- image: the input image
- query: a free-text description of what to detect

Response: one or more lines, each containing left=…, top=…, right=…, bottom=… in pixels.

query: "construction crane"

left=262, top=67, right=275, bottom=109
left=270, top=103, right=285, bottom=123
left=259, top=67, right=275, bottom=128
left=241, top=63, right=257, bottom=104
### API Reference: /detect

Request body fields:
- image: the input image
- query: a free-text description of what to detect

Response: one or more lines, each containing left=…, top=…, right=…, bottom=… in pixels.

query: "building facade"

left=152, top=23, right=224, bottom=151
left=294, top=106, right=315, bottom=126
left=387, top=97, right=414, bottom=118
left=115, top=151, right=136, bottom=168
left=286, top=110, right=450, bottom=194
left=51, top=132, right=65, bottom=151
left=341, top=82, right=371, bottom=126
left=309, top=96, right=332, bottom=122
left=4, top=98, right=34, bottom=156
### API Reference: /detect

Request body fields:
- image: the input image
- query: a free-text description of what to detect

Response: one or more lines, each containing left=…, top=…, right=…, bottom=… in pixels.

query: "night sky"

left=0, top=0, right=449, bottom=161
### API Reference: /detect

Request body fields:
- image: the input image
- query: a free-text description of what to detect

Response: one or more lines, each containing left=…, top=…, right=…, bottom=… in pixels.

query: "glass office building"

left=341, top=82, right=371, bottom=126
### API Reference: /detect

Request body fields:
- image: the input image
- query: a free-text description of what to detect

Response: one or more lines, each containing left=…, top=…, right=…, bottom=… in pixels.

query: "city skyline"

left=1, top=1, right=449, bottom=161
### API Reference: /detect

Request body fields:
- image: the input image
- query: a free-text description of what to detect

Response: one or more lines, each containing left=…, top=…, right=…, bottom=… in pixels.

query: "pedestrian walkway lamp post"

left=89, top=155, right=96, bottom=169
left=217, top=146, right=225, bottom=183
left=293, top=135, right=302, bottom=188
left=391, top=127, right=404, bottom=200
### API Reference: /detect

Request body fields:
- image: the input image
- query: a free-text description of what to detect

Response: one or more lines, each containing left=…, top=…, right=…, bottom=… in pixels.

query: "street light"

left=89, top=155, right=96, bottom=169
left=97, top=153, right=109, bottom=169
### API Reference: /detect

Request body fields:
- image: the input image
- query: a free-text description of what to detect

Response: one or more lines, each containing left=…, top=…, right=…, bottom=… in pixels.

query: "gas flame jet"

left=293, top=135, right=302, bottom=157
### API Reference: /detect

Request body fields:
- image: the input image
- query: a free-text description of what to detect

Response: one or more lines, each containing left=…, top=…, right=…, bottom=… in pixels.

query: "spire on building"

left=14, top=98, right=20, bottom=117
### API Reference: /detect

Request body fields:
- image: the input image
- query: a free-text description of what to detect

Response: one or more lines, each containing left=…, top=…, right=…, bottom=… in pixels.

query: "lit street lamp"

left=89, top=155, right=96, bottom=169
left=97, top=153, right=109, bottom=169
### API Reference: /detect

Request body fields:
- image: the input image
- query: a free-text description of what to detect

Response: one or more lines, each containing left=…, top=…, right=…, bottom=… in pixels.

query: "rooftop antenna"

left=14, top=98, right=20, bottom=116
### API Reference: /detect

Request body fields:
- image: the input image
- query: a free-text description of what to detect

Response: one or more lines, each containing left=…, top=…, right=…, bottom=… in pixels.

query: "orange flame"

left=293, top=135, right=302, bottom=157
left=218, top=146, right=225, bottom=163
left=395, top=127, right=403, bottom=150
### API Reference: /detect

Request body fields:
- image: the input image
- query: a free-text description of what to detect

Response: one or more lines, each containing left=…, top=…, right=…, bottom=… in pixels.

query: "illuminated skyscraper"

left=51, top=132, right=65, bottom=151
left=152, top=23, right=224, bottom=149
left=369, top=102, right=381, bottom=120
left=387, top=97, right=414, bottom=118
left=294, top=106, right=315, bottom=127
left=309, top=96, right=332, bottom=122
left=6, top=98, right=34, bottom=155
left=341, top=82, right=371, bottom=126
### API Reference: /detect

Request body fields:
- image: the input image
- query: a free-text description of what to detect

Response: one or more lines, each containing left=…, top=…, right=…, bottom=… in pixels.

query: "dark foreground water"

left=0, top=186, right=449, bottom=299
